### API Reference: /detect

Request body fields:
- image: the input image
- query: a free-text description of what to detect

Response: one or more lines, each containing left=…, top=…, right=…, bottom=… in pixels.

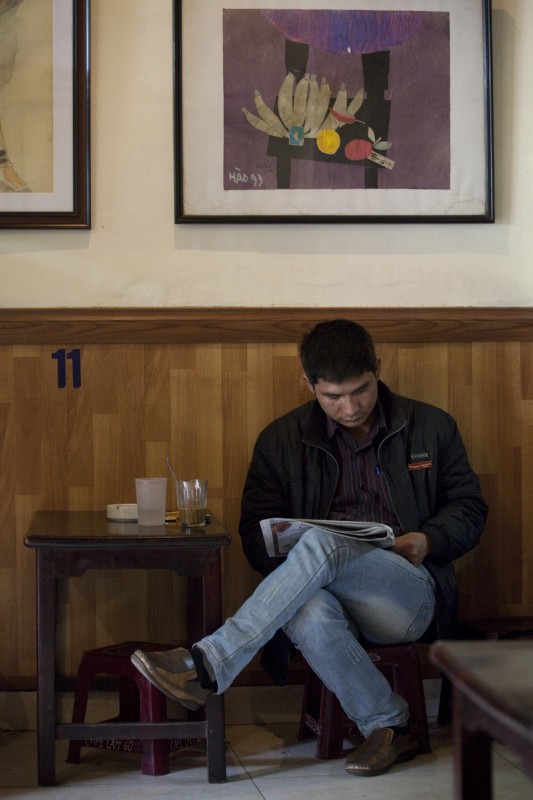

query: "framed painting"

left=174, top=0, right=493, bottom=223
left=0, top=0, right=90, bottom=229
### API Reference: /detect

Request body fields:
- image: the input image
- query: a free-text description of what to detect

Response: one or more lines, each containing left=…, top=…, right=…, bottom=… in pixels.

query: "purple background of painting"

left=223, top=10, right=450, bottom=191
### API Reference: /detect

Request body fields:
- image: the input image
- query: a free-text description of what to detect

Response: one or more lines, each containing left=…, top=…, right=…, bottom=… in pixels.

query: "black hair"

left=299, top=319, right=378, bottom=385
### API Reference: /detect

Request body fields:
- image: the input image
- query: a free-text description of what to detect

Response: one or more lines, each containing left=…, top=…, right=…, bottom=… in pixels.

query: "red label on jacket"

left=408, top=460, right=433, bottom=471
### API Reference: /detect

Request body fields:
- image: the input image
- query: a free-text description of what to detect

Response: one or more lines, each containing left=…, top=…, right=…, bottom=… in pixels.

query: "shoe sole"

left=130, top=650, right=203, bottom=710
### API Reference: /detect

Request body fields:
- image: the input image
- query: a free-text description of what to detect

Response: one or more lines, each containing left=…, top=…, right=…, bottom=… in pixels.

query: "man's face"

left=305, top=368, right=380, bottom=436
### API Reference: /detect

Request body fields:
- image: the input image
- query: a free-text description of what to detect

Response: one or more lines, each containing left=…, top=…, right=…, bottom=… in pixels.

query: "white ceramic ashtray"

left=106, top=503, right=138, bottom=522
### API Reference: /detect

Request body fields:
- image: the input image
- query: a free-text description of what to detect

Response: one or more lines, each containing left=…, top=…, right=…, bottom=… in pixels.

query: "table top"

left=430, top=640, right=533, bottom=731
left=24, top=510, right=232, bottom=549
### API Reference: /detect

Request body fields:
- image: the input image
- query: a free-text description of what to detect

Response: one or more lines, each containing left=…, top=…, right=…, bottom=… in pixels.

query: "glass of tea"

left=175, top=478, right=208, bottom=528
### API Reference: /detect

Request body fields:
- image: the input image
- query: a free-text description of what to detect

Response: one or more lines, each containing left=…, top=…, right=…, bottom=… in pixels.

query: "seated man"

left=131, top=319, right=487, bottom=777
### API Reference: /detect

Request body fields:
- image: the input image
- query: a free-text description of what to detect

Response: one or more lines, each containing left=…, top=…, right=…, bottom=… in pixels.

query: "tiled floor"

left=0, top=720, right=531, bottom=800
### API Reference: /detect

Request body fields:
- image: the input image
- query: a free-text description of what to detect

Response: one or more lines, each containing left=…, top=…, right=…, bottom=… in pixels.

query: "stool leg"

left=137, top=677, right=170, bottom=776
left=392, top=662, right=431, bottom=754
left=299, top=669, right=359, bottom=759
left=315, top=687, right=346, bottom=759
left=366, top=644, right=431, bottom=755
left=438, top=676, right=452, bottom=725
left=298, top=669, right=323, bottom=741
left=407, top=657, right=431, bottom=755
left=389, top=651, right=431, bottom=755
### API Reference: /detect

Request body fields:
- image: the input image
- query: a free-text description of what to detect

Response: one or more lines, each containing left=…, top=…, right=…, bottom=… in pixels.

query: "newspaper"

left=260, top=518, right=396, bottom=558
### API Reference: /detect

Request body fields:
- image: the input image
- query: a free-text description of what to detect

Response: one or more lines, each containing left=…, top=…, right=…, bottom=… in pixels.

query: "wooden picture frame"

left=174, top=0, right=493, bottom=223
left=0, top=0, right=90, bottom=229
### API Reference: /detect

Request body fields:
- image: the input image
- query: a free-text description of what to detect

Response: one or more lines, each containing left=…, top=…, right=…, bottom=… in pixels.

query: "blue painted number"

left=52, top=349, right=81, bottom=388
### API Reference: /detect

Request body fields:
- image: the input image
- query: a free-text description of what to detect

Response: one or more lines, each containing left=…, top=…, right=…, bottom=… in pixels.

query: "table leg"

left=206, top=693, right=226, bottom=782
left=201, top=553, right=227, bottom=782
left=35, top=552, right=57, bottom=785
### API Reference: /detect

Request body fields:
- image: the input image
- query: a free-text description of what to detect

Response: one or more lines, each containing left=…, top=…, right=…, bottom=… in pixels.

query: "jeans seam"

left=401, top=601, right=436, bottom=643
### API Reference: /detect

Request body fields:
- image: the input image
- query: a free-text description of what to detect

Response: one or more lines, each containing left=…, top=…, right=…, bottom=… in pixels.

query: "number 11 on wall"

left=52, top=349, right=82, bottom=388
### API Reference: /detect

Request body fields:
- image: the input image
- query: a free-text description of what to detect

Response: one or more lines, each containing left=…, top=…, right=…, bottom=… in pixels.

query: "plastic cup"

left=135, top=477, right=167, bottom=526
left=175, top=479, right=207, bottom=528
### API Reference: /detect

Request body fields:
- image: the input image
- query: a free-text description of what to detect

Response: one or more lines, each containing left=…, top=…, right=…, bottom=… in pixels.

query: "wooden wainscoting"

left=0, top=308, right=532, bottom=686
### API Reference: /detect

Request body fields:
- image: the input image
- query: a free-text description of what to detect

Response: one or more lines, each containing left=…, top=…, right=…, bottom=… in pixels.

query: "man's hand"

left=392, top=532, right=432, bottom=566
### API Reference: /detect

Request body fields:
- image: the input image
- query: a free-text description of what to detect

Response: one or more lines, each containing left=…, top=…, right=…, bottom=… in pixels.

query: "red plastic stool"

left=298, top=642, right=431, bottom=759
left=66, top=641, right=201, bottom=775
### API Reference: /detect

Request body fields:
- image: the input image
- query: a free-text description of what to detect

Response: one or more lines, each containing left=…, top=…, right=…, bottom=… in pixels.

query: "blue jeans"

left=195, top=529, right=436, bottom=736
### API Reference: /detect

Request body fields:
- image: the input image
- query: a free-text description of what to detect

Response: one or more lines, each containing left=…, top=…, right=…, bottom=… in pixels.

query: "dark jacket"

left=239, top=381, right=488, bottom=683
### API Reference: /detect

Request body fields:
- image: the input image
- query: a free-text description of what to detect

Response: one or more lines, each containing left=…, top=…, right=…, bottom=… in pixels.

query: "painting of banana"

left=241, top=71, right=392, bottom=166
left=243, top=71, right=365, bottom=141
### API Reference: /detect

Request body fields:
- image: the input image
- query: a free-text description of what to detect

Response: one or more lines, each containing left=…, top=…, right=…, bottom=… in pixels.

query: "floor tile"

left=1, top=721, right=532, bottom=799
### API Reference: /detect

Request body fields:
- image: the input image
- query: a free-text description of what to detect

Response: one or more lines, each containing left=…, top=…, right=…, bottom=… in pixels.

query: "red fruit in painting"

left=345, top=139, right=373, bottom=161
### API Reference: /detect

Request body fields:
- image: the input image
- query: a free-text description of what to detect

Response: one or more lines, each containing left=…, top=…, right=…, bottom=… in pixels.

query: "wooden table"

left=430, top=640, right=533, bottom=800
left=24, top=510, right=232, bottom=786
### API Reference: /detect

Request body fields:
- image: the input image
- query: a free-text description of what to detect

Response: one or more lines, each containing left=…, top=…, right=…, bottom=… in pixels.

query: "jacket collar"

left=376, top=380, right=409, bottom=432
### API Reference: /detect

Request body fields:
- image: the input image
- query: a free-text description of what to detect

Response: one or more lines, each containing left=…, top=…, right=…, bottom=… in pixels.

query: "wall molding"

left=0, top=307, right=532, bottom=344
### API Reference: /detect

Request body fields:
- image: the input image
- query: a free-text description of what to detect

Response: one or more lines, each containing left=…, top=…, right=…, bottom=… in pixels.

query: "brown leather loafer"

left=345, top=727, right=417, bottom=777
left=130, top=646, right=212, bottom=710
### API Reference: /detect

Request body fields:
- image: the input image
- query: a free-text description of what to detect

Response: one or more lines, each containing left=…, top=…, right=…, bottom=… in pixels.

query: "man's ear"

left=302, top=373, right=315, bottom=395
left=375, top=359, right=381, bottom=380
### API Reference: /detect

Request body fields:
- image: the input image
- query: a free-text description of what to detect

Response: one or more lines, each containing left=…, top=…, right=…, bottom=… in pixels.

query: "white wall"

left=0, top=0, right=530, bottom=309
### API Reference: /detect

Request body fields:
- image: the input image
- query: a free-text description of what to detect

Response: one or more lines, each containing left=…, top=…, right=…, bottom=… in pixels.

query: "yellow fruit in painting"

left=316, top=129, right=341, bottom=155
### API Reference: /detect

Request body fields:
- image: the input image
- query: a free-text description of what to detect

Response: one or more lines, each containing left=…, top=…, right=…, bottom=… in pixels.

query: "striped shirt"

left=326, top=401, right=401, bottom=534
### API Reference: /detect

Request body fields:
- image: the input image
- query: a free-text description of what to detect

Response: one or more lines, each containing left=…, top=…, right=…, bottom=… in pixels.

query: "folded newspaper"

left=260, top=518, right=395, bottom=558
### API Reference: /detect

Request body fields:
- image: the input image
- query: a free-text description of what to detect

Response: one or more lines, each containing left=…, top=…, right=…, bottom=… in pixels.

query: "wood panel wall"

left=1, top=308, right=532, bottom=687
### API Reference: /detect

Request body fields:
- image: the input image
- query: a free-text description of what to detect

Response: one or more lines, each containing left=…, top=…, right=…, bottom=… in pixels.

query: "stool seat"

left=66, top=641, right=202, bottom=776
left=298, top=641, right=431, bottom=759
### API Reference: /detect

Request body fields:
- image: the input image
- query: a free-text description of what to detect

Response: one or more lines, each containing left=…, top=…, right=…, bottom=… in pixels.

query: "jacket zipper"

left=303, top=438, right=339, bottom=516
left=376, top=418, right=407, bottom=532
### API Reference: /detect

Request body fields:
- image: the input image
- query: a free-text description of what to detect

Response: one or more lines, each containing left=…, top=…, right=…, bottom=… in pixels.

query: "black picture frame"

left=174, top=0, right=493, bottom=223
left=0, top=0, right=90, bottom=229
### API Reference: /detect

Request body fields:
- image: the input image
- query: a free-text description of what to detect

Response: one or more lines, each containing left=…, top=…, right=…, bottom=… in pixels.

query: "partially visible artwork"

left=175, top=1, right=493, bottom=223
left=225, top=9, right=449, bottom=192
left=0, top=0, right=90, bottom=229
left=0, top=0, right=32, bottom=193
